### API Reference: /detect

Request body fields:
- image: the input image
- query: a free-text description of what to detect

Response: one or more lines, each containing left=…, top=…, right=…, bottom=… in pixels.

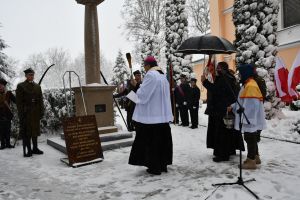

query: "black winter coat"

left=203, top=73, right=237, bottom=117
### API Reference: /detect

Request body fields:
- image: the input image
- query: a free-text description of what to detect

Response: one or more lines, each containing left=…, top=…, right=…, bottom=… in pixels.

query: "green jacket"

left=16, top=81, right=44, bottom=137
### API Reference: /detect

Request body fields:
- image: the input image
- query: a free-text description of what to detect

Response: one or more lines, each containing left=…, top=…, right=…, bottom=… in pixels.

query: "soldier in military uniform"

left=0, top=78, right=16, bottom=149
left=16, top=68, right=44, bottom=157
left=113, top=70, right=142, bottom=131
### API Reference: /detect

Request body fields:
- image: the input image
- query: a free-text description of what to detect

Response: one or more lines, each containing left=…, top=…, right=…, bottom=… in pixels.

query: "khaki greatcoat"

left=16, top=81, right=44, bottom=137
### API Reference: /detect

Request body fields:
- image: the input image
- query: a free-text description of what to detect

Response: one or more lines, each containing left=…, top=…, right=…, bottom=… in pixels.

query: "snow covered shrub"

left=41, top=89, right=73, bottom=133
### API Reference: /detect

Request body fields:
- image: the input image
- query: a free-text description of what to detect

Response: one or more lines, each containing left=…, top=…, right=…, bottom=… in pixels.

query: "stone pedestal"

left=73, top=84, right=117, bottom=133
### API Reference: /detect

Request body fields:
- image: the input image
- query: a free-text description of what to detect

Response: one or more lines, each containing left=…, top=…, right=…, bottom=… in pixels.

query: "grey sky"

left=0, top=0, right=132, bottom=64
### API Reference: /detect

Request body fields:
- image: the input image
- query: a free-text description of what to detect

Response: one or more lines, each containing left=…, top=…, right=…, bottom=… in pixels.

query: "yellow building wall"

left=278, top=46, right=300, bottom=69
left=223, top=0, right=234, bottom=9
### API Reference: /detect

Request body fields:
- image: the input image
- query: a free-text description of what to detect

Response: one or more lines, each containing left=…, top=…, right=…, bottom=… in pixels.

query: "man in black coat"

left=189, top=78, right=200, bottom=129
left=201, top=62, right=243, bottom=162
left=113, top=70, right=142, bottom=131
left=175, top=74, right=191, bottom=126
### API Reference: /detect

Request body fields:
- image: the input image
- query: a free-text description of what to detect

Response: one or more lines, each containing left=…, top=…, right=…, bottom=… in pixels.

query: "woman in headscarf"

left=128, top=56, right=173, bottom=175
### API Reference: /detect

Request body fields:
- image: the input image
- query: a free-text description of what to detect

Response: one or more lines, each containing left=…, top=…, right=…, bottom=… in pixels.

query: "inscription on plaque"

left=95, top=104, right=106, bottom=113
left=63, top=115, right=103, bottom=165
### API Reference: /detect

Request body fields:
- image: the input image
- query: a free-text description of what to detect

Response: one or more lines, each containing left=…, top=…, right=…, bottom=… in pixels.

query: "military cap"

left=24, top=68, right=35, bottom=74
left=133, top=70, right=141, bottom=75
left=190, top=78, right=197, bottom=82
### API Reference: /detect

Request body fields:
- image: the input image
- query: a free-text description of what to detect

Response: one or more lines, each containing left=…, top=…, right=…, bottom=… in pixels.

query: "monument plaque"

left=63, top=115, right=103, bottom=166
left=95, top=104, right=106, bottom=113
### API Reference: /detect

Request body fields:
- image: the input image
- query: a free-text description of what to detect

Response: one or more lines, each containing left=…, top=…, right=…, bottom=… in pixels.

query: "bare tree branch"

left=187, top=0, right=210, bottom=34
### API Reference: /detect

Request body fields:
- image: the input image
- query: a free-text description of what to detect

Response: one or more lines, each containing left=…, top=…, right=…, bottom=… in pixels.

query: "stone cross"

left=76, top=0, right=105, bottom=84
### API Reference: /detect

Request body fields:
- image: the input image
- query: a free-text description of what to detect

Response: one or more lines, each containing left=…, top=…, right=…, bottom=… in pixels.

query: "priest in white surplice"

left=128, top=56, right=173, bottom=175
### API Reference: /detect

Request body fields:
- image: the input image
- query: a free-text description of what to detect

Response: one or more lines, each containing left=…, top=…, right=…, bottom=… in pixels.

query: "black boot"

left=23, top=137, right=32, bottom=157
left=32, top=137, right=43, bottom=155
left=0, top=140, right=5, bottom=149
left=6, top=144, right=14, bottom=148
left=6, top=138, right=14, bottom=148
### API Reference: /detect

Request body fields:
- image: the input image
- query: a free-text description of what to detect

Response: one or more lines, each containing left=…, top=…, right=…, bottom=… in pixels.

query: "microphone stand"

left=212, top=72, right=259, bottom=200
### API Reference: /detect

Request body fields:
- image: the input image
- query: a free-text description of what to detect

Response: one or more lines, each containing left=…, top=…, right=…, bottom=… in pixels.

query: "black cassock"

left=128, top=122, right=173, bottom=173
left=203, top=74, right=244, bottom=159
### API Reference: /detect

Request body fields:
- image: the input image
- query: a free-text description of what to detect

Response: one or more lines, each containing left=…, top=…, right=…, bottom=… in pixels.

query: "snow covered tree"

left=141, top=32, right=160, bottom=61
left=122, top=0, right=166, bottom=40
left=233, top=0, right=282, bottom=119
left=111, top=51, right=130, bottom=87
left=0, top=34, right=15, bottom=81
left=186, top=0, right=210, bottom=35
left=22, top=47, right=71, bottom=89
left=70, top=52, right=113, bottom=86
left=139, top=31, right=161, bottom=75
left=122, top=0, right=166, bottom=70
left=165, top=0, right=193, bottom=81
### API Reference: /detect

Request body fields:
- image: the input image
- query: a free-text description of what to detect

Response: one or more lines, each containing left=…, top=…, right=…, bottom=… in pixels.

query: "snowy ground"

left=0, top=106, right=300, bottom=200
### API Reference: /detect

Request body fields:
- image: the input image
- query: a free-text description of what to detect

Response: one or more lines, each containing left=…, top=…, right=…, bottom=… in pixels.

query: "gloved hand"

left=175, top=104, right=179, bottom=108
left=193, top=106, right=196, bottom=109
left=183, top=101, right=187, bottom=106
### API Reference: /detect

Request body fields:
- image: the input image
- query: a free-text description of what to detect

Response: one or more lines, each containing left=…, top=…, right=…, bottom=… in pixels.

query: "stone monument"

left=74, top=0, right=116, bottom=133
left=47, top=0, right=133, bottom=155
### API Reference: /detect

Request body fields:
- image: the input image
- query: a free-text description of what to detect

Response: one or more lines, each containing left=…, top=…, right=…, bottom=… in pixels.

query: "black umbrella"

left=176, top=35, right=236, bottom=55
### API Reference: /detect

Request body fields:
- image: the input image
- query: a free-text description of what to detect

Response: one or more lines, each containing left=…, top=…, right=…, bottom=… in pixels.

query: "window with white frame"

left=282, top=0, right=300, bottom=28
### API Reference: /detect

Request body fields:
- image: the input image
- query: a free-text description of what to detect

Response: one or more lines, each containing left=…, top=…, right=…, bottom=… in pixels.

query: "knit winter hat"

left=238, top=63, right=255, bottom=84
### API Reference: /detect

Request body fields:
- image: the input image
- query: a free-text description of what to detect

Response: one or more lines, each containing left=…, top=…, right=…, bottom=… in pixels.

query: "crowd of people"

left=0, top=55, right=267, bottom=175
left=125, top=56, right=267, bottom=175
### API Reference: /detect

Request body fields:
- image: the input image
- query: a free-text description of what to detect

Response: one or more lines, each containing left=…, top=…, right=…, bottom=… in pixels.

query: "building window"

left=283, top=0, right=300, bottom=28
